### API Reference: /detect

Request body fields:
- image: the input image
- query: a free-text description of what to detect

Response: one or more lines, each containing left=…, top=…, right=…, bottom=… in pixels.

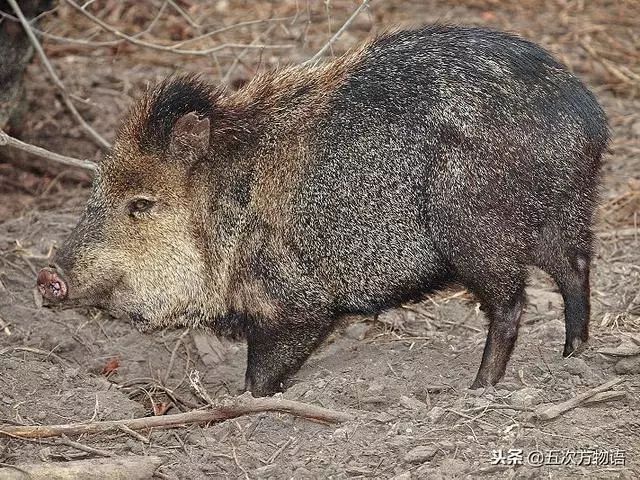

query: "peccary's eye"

left=128, top=198, right=155, bottom=217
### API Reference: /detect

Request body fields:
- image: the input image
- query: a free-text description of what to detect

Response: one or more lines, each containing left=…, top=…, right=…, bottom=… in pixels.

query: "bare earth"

left=0, top=1, right=638, bottom=479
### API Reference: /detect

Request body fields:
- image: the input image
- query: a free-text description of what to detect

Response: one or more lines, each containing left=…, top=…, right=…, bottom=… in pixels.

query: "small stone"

left=563, top=357, right=592, bottom=377
left=415, top=464, right=440, bottom=479
left=438, top=440, right=456, bottom=451
left=399, top=395, right=427, bottom=411
left=254, top=464, right=280, bottom=476
left=390, top=472, right=412, bottom=480
left=509, top=387, right=542, bottom=408
left=292, top=467, right=313, bottom=479
left=371, top=412, right=395, bottom=423
left=438, top=458, right=468, bottom=477
left=345, top=322, right=370, bottom=340
left=404, top=445, right=438, bottom=464
left=427, top=406, right=445, bottom=422
left=615, top=356, right=640, bottom=375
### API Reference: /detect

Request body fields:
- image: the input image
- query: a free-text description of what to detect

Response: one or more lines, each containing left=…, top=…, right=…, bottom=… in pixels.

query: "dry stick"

left=7, top=0, right=111, bottom=151
left=65, top=0, right=292, bottom=57
left=582, top=390, right=627, bottom=405
left=598, top=228, right=639, bottom=239
left=222, top=23, right=278, bottom=84
left=0, top=395, right=354, bottom=439
left=533, top=377, right=624, bottom=421
left=0, top=129, right=97, bottom=172
left=0, top=345, right=68, bottom=365
left=0, top=12, right=292, bottom=50
left=58, top=434, right=112, bottom=457
left=170, top=16, right=293, bottom=48
left=304, top=0, right=372, bottom=65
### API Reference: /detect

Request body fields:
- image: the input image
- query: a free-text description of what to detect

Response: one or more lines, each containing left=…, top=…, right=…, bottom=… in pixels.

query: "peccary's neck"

left=218, top=51, right=366, bottom=143
left=192, top=51, right=370, bottom=328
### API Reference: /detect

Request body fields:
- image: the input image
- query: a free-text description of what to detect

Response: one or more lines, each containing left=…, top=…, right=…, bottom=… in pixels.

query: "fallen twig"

left=533, top=377, right=624, bottom=421
left=598, top=228, right=639, bottom=239
left=0, top=129, right=97, bottom=172
left=58, top=434, right=112, bottom=457
left=582, top=390, right=627, bottom=405
left=0, top=346, right=69, bottom=365
left=304, top=0, right=372, bottom=64
left=7, top=0, right=111, bottom=151
left=0, top=393, right=354, bottom=439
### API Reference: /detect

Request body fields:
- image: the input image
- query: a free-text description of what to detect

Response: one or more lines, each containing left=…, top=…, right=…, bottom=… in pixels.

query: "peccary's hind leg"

left=471, top=282, right=525, bottom=388
left=244, top=314, right=336, bottom=397
left=537, top=249, right=591, bottom=357
left=559, top=253, right=591, bottom=357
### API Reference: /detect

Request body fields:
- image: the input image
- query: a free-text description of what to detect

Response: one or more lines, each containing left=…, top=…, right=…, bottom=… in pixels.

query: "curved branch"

left=65, top=0, right=292, bottom=57
left=7, top=0, right=111, bottom=151
left=0, top=394, right=354, bottom=439
left=0, top=130, right=97, bottom=172
left=304, top=0, right=372, bottom=65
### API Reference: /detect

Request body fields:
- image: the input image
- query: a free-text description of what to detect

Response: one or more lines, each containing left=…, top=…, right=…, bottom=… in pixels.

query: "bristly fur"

left=123, top=74, right=222, bottom=154
left=116, top=40, right=371, bottom=158
left=52, top=25, right=609, bottom=397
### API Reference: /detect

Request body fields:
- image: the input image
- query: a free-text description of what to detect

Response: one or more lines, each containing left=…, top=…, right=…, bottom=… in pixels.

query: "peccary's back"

left=289, top=26, right=608, bottom=312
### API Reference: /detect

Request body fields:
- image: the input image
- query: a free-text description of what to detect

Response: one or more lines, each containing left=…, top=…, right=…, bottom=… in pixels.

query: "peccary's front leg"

left=244, top=315, right=336, bottom=396
left=471, top=284, right=526, bottom=388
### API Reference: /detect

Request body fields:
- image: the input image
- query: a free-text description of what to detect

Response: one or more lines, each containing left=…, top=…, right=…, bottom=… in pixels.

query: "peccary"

left=37, top=26, right=609, bottom=396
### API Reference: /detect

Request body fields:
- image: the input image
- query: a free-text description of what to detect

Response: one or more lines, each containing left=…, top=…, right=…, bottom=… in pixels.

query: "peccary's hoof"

left=562, top=337, right=588, bottom=358
left=469, top=377, right=488, bottom=390
left=37, top=267, right=68, bottom=302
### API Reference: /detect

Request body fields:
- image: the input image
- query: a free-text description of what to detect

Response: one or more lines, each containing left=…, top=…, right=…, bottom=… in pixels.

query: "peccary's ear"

left=169, top=112, right=210, bottom=157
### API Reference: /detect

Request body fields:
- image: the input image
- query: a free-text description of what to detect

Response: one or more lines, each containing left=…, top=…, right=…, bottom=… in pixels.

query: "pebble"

left=399, top=395, right=427, bottom=411
left=404, top=445, right=438, bottom=464
left=427, top=406, right=446, bottom=422
left=345, top=322, right=369, bottom=340
left=563, top=357, right=597, bottom=382
left=509, top=387, right=542, bottom=408
left=438, top=458, right=468, bottom=477
left=615, top=356, right=640, bottom=375
left=292, top=467, right=313, bottom=479
left=390, top=472, right=412, bottom=480
left=254, top=464, right=280, bottom=477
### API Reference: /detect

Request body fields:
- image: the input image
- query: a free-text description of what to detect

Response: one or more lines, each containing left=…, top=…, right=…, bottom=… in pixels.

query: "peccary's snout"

left=37, top=267, right=68, bottom=302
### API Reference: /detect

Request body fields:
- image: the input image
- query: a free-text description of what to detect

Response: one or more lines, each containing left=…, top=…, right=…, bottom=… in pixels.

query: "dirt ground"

left=0, top=1, right=639, bottom=479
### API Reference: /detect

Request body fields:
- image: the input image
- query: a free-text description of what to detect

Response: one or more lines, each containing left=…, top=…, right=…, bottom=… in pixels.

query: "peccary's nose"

left=37, top=267, right=68, bottom=302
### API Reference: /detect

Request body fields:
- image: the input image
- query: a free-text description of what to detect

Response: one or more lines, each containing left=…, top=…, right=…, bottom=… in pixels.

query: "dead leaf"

left=101, top=357, right=120, bottom=376
left=153, top=402, right=171, bottom=416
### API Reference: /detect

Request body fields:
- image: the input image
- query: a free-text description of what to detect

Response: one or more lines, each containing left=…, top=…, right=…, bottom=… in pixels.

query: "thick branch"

left=0, top=394, right=354, bottom=439
left=7, top=0, right=111, bottom=151
left=0, top=456, right=162, bottom=480
left=0, top=129, right=97, bottom=172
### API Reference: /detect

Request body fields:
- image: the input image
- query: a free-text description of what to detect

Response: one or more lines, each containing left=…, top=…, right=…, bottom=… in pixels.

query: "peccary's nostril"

left=37, top=267, right=68, bottom=301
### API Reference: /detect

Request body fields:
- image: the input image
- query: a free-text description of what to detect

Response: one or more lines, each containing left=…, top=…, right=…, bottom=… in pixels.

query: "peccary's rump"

left=39, top=26, right=609, bottom=396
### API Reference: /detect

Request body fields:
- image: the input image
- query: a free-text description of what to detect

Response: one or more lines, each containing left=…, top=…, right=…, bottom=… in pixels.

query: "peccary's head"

left=37, top=76, right=230, bottom=331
